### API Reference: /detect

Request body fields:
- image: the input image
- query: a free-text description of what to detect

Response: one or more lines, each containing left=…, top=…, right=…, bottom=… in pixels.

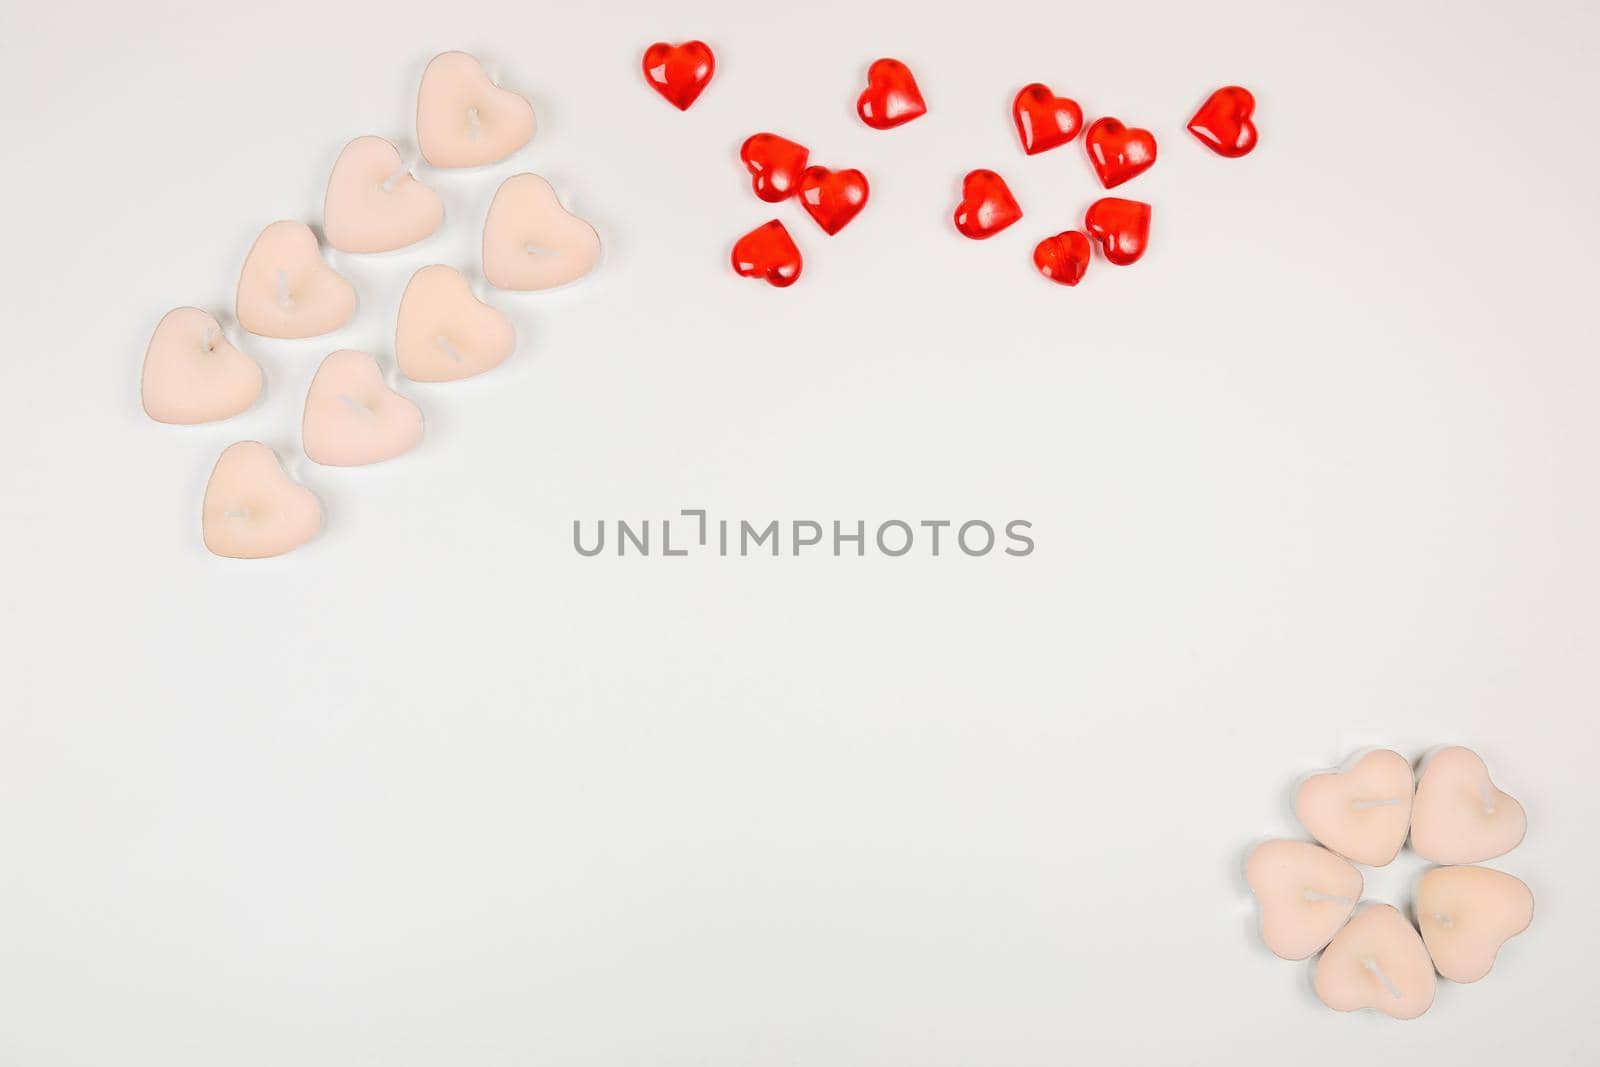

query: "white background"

left=3, top=0, right=1598, bottom=1063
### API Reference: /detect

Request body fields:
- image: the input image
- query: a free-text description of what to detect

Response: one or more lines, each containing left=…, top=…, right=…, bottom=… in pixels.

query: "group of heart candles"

left=140, top=52, right=599, bottom=558
left=635, top=41, right=1258, bottom=287
left=1248, top=747, right=1533, bottom=1019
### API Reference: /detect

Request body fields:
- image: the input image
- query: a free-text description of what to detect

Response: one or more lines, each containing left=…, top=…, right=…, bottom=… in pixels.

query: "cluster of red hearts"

left=640, top=41, right=1257, bottom=288
left=1246, top=748, right=1533, bottom=1020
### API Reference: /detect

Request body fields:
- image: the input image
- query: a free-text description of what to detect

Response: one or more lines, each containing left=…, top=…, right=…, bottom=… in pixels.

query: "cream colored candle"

left=482, top=173, right=601, bottom=291
left=302, top=350, right=422, bottom=466
left=202, top=442, right=321, bottom=559
left=1314, top=904, right=1436, bottom=1020
left=1416, top=865, right=1533, bottom=983
left=416, top=51, right=535, bottom=168
left=1295, top=749, right=1415, bottom=867
left=395, top=265, right=515, bottom=381
left=236, top=221, right=356, bottom=339
left=323, top=136, right=443, bottom=253
left=1410, top=747, right=1526, bottom=864
left=141, top=307, right=262, bottom=424
left=1245, top=840, right=1362, bottom=960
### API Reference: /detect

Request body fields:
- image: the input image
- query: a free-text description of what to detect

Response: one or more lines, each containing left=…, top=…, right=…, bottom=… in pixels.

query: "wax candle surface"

left=1416, top=865, right=1533, bottom=983
left=324, top=136, right=443, bottom=253
left=416, top=51, right=535, bottom=168
left=483, top=173, right=602, bottom=291
left=141, top=308, right=262, bottom=424
left=1410, top=747, right=1526, bottom=865
left=302, top=350, right=422, bottom=466
left=236, top=221, right=356, bottom=339
left=1245, top=840, right=1362, bottom=960
left=202, top=441, right=321, bottom=559
left=1314, top=903, right=1436, bottom=1020
left=395, top=265, right=516, bottom=382
left=1295, top=749, right=1415, bottom=867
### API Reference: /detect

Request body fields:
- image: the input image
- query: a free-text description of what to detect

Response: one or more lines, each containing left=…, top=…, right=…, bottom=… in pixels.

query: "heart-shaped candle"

left=642, top=41, right=715, bottom=110
left=1033, top=231, right=1091, bottom=286
left=1188, top=86, right=1259, bottom=158
left=235, top=221, right=356, bottom=339
left=416, top=51, right=535, bottom=168
left=1085, top=117, right=1157, bottom=188
left=1314, top=904, right=1436, bottom=1020
left=1294, top=749, right=1415, bottom=867
left=856, top=58, right=926, bottom=130
left=1084, top=197, right=1151, bottom=266
left=953, top=170, right=1022, bottom=239
left=1012, top=83, right=1083, bottom=155
left=482, top=173, right=602, bottom=291
left=202, top=441, right=321, bottom=559
left=396, top=265, right=516, bottom=382
left=302, top=350, right=423, bottom=467
left=141, top=308, right=263, bottom=424
left=1416, top=866, right=1534, bottom=983
left=797, top=166, right=869, bottom=235
left=1410, top=747, right=1527, bottom=865
left=323, top=136, right=443, bottom=254
left=740, top=133, right=810, bottom=202
left=731, top=220, right=802, bottom=288
left=1245, top=840, right=1362, bottom=960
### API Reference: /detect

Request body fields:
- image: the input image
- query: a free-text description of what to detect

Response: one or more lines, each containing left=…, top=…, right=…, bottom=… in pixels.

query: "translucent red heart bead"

left=740, top=133, right=810, bottom=202
left=732, top=219, right=803, bottom=287
left=953, top=170, right=1022, bottom=239
left=1033, top=231, right=1092, bottom=286
left=1013, top=83, right=1083, bottom=155
left=798, top=167, right=869, bottom=235
left=857, top=58, right=927, bottom=129
left=1085, top=117, right=1157, bottom=188
left=642, top=41, right=716, bottom=110
left=1084, top=197, right=1151, bottom=266
left=1188, top=86, right=1258, bottom=158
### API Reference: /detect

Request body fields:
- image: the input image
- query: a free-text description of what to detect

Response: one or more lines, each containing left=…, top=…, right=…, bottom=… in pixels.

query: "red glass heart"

left=798, top=166, right=869, bottom=235
left=1084, top=198, right=1151, bottom=266
left=740, top=133, right=810, bottom=202
left=1084, top=117, right=1157, bottom=188
left=732, top=220, right=802, bottom=287
left=1188, top=86, right=1258, bottom=158
left=857, top=58, right=927, bottom=129
left=1033, top=231, right=1091, bottom=286
left=642, top=41, right=715, bottom=111
left=1013, top=83, right=1083, bottom=155
left=953, top=170, right=1022, bottom=240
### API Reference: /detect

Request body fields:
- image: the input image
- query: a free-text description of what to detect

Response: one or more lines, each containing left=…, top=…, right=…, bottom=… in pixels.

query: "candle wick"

left=1350, top=797, right=1403, bottom=811
left=1301, top=889, right=1355, bottom=907
left=380, top=163, right=409, bottom=193
left=223, top=508, right=250, bottom=521
left=338, top=392, right=374, bottom=416
left=1480, top=782, right=1496, bottom=815
left=276, top=269, right=293, bottom=309
left=435, top=335, right=465, bottom=364
left=525, top=244, right=559, bottom=257
left=1360, top=955, right=1402, bottom=1001
left=200, top=324, right=219, bottom=353
left=466, top=106, right=481, bottom=140
left=1434, top=912, right=1454, bottom=930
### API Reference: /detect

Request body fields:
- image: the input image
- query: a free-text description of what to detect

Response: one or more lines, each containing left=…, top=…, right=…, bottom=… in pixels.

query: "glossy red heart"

left=1188, top=86, right=1258, bottom=158
left=740, top=133, right=810, bottom=202
left=1085, top=117, right=1157, bottom=188
left=1033, top=231, right=1092, bottom=286
left=1084, top=197, right=1151, bottom=266
left=1013, top=83, right=1083, bottom=155
left=953, top=170, right=1022, bottom=240
left=732, top=220, right=802, bottom=287
left=798, top=166, right=869, bottom=235
left=642, top=41, right=715, bottom=111
left=857, top=58, right=927, bottom=129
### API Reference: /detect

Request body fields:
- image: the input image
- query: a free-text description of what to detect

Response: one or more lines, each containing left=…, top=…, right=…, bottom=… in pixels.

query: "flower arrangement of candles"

left=139, top=51, right=601, bottom=558
left=1246, top=747, right=1532, bottom=1019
